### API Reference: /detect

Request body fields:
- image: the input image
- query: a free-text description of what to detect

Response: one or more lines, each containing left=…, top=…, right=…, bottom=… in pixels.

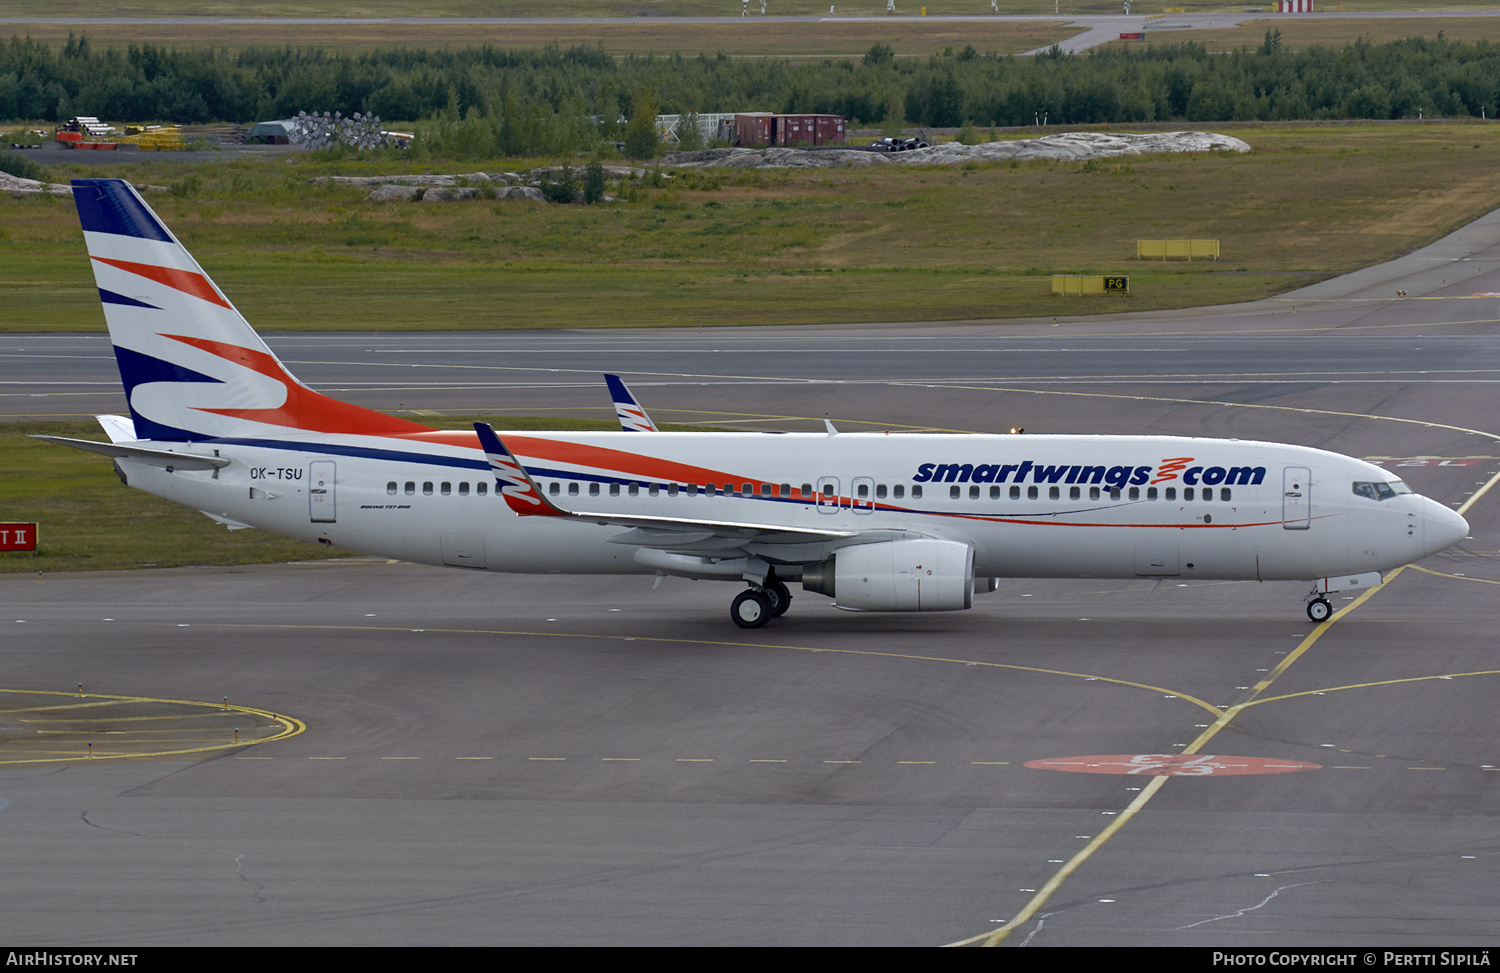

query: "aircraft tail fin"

left=604, top=373, right=659, bottom=432
left=72, top=178, right=430, bottom=441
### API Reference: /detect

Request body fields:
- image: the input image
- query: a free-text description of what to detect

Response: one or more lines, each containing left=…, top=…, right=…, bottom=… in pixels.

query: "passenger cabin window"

left=405, top=481, right=416, bottom=495
left=477, top=483, right=487, bottom=496
left=441, top=482, right=451, bottom=496
left=423, top=482, right=434, bottom=496
left=387, top=481, right=397, bottom=495
left=459, top=482, right=469, bottom=496
left=893, top=485, right=905, bottom=499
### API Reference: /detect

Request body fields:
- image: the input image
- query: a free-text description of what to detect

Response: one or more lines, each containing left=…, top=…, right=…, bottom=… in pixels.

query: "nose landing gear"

left=1306, top=596, right=1333, bottom=623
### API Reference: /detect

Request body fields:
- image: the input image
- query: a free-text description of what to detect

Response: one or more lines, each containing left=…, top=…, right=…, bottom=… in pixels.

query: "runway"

left=1, top=216, right=1498, bottom=945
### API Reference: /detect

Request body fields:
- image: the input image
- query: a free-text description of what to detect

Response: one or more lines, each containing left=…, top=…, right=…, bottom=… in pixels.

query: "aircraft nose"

left=1424, top=500, right=1469, bottom=556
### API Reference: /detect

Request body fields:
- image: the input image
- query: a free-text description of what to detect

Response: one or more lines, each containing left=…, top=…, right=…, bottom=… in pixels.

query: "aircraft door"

left=309, top=461, right=336, bottom=523
left=1282, top=466, right=1310, bottom=530
left=816, top=476, right=840, bottom=515
left=851, top=476, right=875, bottom=514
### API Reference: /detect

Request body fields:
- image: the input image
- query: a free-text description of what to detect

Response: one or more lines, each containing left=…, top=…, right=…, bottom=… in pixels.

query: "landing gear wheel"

left=764, top=580, right=792, bottom=617
left=731, top=589, right=772, bottom=629
left=1306, top=597, right=1333, bottom=623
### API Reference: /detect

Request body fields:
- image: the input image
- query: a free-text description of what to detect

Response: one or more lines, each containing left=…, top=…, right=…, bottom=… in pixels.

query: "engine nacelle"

left=802, top=538, right=975, bottom=612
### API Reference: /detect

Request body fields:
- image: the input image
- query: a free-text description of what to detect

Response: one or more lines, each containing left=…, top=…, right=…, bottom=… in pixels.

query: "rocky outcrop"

left=0, top=171, right=71, bottom=195
left=663, top=132, right=1251, bottom=169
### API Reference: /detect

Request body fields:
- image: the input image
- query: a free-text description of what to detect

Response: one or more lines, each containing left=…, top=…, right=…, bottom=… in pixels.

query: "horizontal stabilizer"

left=31, top=435, right=230, bottom=471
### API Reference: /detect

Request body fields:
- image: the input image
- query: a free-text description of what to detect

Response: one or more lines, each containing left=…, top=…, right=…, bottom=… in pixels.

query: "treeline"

left=2, top=32, right=1498, bottom=134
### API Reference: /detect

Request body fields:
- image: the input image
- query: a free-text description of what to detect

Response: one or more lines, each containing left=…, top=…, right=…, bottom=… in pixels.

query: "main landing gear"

left=730, top=577, right=792, bottom=629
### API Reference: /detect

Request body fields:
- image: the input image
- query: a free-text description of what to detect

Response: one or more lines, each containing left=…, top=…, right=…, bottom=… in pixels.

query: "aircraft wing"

left=474, top=423, right=856, bottom=551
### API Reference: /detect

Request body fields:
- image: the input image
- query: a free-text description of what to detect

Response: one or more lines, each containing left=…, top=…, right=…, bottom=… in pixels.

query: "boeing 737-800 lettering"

left=41, top=179, right=1469, bottom=628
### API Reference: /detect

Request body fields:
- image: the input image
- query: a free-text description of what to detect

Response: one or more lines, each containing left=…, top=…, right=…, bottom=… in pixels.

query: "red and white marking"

left=1025, top=754, right=1321, bottom=776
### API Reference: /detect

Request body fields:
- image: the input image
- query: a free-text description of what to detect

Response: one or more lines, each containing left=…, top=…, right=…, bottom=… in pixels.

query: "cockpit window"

left=1352, top=480, right=1412, bottom=501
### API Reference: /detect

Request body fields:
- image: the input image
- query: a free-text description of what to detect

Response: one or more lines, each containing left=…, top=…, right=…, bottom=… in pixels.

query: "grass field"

left=10, top=0, right=1500, bottom=16
left=6, top=120, right=1500, bottom=332
left=9, top=10, right=1500, bottom=55
left=1135, top=16, right=1500, bottom=50
left=2, top=20, right=1080, bottom=56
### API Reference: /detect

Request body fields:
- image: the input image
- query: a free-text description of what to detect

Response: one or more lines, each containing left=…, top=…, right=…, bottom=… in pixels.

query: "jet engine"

left=801, top=538, right=975, bottom=612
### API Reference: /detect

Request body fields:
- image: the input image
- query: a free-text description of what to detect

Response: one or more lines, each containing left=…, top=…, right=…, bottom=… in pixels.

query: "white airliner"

left=42, top=178, right=1469, bottom=628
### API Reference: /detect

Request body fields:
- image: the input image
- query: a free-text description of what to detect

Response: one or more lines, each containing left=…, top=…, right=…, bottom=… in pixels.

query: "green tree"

left=623, top=94, right=659, bottom=160
left=541, top=164, right=579, bottom=204
left=676, top=110, right=705, bottom=151
left=583, top=161, right=606, bottom=203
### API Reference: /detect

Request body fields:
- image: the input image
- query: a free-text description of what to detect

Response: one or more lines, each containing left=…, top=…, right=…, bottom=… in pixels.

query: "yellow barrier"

left=115, top=127, right=186, bottom=152
left=1137, top=239, right=1220, bottom=260
left=1053, top=275, right=1130, bottom=296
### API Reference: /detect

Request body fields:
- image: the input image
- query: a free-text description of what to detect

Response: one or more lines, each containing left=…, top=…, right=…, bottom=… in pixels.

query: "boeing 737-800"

left=41, top=178, right=1469, bottom=628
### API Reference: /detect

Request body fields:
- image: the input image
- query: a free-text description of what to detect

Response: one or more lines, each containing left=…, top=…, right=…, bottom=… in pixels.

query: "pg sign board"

left=1103, top=276, right=1130, bottom=293
left=1, top=523, right=37, bottom=551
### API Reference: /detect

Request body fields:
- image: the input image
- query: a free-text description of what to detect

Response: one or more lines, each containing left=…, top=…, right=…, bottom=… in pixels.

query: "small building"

left=733, top=113, right=845, bottom=148
left=245, top=119, right=297, bottom=144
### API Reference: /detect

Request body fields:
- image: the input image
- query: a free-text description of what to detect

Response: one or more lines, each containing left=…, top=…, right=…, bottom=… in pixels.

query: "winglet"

left=474, top=423, right=567, bottom=517
left=604, top=374, right=659, bottom=432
